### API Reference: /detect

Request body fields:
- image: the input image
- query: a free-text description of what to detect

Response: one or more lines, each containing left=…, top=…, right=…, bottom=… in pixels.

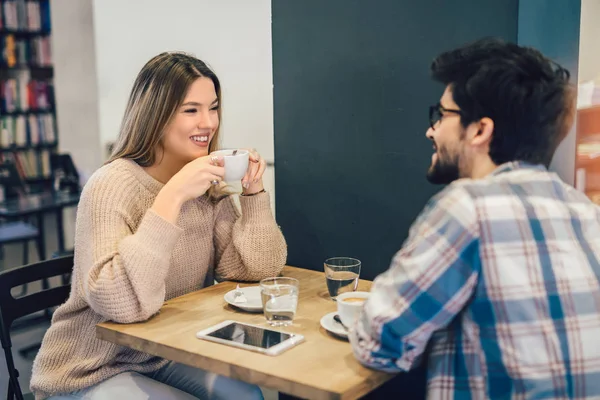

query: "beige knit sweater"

left=30, top=159, right=287, bottom=399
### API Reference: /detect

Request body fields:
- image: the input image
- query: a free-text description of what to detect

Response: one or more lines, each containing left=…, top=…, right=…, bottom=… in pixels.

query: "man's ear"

left=468, top=117, right=494, bottom=148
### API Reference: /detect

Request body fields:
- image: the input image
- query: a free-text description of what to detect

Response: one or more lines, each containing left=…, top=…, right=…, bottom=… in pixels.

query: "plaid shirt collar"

left=489, top=160, right=547, bottom=176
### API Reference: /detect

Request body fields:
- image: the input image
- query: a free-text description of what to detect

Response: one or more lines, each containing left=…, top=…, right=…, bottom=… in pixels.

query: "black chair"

left=51, top=249, right=74, bottom=285
left=0, top=255, right=73, bottom=400
left=50, top=153, right=80, bottom=194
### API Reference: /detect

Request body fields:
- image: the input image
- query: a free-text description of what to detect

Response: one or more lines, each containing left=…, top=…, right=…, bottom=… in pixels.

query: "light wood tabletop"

left=96, top=266, right=395, bottom=400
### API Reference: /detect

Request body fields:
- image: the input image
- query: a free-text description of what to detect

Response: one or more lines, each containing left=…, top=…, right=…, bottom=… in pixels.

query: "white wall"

left=91, top=0, right=275, bottom=205
left=91, top=0, right=275, bottom=161
left=579, top=0, right=600, bottom=83
left=48, top=0, right=101, bottom=254
left=51, top=0, right=102, bottom=181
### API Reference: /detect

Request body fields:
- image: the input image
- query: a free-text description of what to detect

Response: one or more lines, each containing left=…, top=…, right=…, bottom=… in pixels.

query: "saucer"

left=224, top=286, right=263, bottom=313
left=320, top=311, right=348, bottom=339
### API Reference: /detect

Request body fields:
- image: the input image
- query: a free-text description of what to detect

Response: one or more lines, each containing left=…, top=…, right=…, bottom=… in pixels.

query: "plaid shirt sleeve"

left=349, top=184, right=481, bottom=372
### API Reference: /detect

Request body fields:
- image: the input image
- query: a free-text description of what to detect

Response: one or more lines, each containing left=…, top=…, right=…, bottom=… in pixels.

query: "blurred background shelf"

left=576, top=105, right=600, bottom=204
left=0, top=0, right=56, bottom=195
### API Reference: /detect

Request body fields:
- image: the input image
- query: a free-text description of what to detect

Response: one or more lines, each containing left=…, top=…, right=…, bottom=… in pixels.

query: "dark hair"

left=430, top=37, right=575, bottom=166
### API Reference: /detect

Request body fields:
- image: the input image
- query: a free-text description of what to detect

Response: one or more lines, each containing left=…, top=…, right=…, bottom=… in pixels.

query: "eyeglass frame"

left=429, top=103, right=465, bottom=130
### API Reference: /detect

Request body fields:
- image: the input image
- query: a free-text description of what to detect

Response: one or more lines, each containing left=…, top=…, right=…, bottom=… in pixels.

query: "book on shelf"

left=1, top=34, right=52, bottom=67
left=1, top=0, right=50, bottom=32
left=1, top=113, right=56, bottom=147
left=1, top=75, right=54, bottom=111
left=0, top=148, right=51, bottom=179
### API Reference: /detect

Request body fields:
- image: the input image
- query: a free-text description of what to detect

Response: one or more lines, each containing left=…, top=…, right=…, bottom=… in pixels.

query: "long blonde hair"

left=108, top=52, right=227, bottom=200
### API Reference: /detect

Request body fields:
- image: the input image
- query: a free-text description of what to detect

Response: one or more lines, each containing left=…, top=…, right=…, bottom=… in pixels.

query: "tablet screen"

left=206, top=322, right=293, bottom=349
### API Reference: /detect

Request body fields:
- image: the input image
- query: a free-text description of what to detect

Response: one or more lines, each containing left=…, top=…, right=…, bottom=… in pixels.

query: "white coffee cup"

left=336, top=291, right=370, bottom=328
left=210, top=149, right=249, bottom=182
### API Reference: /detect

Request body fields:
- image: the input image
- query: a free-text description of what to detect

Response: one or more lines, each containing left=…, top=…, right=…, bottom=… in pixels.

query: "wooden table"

left=97, top=266, right=395, bottom=400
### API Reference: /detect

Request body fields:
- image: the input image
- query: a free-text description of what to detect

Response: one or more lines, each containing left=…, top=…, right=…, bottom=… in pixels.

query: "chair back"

left=0, top=255, right=73, bottom=400
left=50, top=153, right=80, bottom=193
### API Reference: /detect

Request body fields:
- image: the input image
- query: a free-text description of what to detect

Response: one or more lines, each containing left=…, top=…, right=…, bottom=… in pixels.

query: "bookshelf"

left=576, top=105, right=600, bottom=205
left=0, top=0, right=56, bottom=194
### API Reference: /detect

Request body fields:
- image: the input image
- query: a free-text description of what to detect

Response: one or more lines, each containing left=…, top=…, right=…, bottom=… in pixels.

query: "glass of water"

left=260, top=277, right=299, bottom=326
left=324, top=257, right=361, bottom=300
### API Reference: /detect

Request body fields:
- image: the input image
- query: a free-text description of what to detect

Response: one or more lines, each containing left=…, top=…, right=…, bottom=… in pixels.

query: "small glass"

left=324, top=257, right=361, bottom=300
left=260, top=277, right=299, bottom=326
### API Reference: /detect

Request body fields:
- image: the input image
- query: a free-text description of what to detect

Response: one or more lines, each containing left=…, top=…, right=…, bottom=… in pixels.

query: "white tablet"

left=196, top=320, right=305, bottom=356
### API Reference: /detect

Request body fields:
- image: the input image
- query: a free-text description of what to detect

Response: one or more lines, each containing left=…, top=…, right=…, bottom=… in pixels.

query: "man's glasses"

left=429, top=103, right=464, bottom=130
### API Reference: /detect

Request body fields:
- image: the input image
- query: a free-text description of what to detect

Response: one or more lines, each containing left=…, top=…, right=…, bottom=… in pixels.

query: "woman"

left=30, top=52, right=287, bottom=400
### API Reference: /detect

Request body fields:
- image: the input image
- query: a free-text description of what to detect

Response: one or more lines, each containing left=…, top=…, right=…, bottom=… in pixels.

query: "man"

left=351, top=38, right=600, bottom=399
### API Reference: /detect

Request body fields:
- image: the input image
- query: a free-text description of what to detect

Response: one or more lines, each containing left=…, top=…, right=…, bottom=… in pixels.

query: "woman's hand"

left=241, top=149, right=266, bottom=195
left=151, top=155, right=224, bottom=223
left=166, top=155, right=225, bottom=202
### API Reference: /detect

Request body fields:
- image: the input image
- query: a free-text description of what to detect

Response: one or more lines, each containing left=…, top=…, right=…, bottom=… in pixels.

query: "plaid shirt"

left=350, top=162, right=600, bottom=399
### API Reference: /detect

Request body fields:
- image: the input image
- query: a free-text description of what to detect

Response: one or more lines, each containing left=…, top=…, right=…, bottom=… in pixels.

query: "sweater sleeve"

left=75, top=172, right=183, bottom=323
left=213, top=192, right=287, bottom=282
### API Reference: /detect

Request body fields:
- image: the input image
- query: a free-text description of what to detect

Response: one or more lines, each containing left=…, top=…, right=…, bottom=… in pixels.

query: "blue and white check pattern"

left=350, top=162, right=600, bottom=399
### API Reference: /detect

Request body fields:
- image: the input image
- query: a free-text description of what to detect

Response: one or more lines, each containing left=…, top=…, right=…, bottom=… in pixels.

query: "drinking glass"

left=324, top=257, right=361, bottom=299
left=260, top=277, right=299, bottom=326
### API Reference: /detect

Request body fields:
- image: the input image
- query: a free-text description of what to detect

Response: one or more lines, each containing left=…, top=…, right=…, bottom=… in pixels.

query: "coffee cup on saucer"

left=336, top=291, right=370, bottom=328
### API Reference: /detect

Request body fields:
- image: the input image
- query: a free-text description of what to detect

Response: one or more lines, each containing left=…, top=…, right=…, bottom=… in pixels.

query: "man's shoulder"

left=429, top=179, right=478, bottom=206
left=415, top=181, right=479, bottom=229
left=422, top=176, right=526, bottom=223
left=439, top=170, right=555, bottom=200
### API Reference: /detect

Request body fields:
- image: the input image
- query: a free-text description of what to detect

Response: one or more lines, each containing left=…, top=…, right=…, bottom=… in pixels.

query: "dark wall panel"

left=273, top=0, right=519, bottom=279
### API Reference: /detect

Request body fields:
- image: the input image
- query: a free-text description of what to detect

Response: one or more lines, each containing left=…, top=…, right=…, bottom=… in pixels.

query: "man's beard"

left=426, top=146, right=460, bottom=185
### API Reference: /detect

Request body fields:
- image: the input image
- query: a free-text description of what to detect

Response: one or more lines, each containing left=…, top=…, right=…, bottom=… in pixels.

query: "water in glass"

left=324, top=257, right=361, bottom=299
left=260, top=277, right=299, bottom=326
left=326, top=270, right=359, bottom=298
